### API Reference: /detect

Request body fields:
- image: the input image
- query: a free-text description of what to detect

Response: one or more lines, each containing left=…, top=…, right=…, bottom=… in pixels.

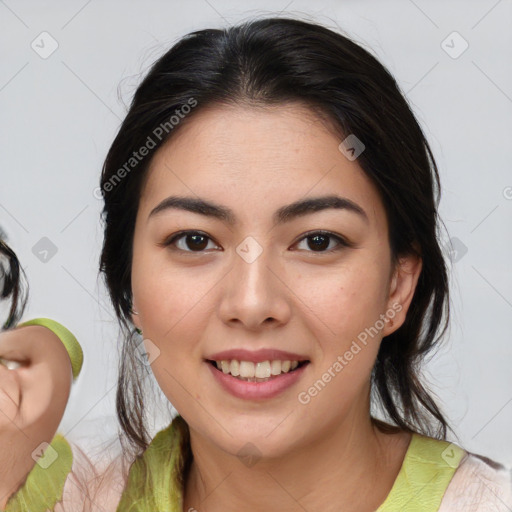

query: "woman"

left=99, top=15, right=512, bottom=511
left=2, top=16, right=511, bottom=511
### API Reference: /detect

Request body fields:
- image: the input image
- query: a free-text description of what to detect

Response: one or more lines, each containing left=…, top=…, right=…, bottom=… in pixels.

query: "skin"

left=131, top=102, right=422, bottom=512
left=0, top=325, right=72, bottom=508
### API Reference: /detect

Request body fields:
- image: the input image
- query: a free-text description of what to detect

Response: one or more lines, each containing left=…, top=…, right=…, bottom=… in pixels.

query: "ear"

left=381, top=251, right=422, bottom=337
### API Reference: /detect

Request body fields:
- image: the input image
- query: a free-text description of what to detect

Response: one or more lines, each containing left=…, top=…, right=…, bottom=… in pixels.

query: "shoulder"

left=439, top=450, right=512, bottom=511
left=377, top=432, right=511, bottom=512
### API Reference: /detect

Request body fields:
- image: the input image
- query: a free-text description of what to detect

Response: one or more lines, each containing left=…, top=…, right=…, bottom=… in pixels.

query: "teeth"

left=271, top=360, right=281, bottom=376
left=230, top=360, right=240, bottom=377
left=255, top=361, right=271, bottom=378
left=239, top=361, right=255, bottom=378
left=212, top=359, right=303, bottom=379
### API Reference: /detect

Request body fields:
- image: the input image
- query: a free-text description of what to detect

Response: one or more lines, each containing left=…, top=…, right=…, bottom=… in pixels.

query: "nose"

left=217, top=243, right=292, bottom=331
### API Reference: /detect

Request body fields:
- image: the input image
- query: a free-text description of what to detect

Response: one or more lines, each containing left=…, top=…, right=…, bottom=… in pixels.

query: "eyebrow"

left=148, top=194, right=369, bottom=225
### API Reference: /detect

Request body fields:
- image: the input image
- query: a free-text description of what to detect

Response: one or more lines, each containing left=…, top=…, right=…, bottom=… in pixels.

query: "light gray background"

left=1, top=0, right=511, bottom=463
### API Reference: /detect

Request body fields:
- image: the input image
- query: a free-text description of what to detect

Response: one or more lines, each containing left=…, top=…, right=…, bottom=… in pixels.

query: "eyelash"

left=161, top=230, right=351, bottom=254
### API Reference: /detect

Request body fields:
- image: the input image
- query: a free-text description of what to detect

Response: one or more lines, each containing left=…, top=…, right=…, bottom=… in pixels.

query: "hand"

left=0, top=325, right=73, bottom=508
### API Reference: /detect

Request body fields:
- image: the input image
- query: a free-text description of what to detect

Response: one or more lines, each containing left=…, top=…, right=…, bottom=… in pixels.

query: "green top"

left=377, top=433, right=465, bottom=511
left=116, top=417, right=465, bottom=511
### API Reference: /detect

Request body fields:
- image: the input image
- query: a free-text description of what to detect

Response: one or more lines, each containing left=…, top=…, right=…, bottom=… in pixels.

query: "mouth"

left=206, top=358, right=310, bottom=383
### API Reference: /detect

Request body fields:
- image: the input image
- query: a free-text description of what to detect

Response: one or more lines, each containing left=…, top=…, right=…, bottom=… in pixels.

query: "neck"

left=182, top=411, right=411, bottom=512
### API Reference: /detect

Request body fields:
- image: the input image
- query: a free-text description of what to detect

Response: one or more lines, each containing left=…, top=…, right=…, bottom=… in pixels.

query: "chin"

left=201, top=415, right=303, bottom=462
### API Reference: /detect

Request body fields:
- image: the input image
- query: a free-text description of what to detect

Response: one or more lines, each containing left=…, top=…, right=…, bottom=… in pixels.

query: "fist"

left=0, top=324, right=73, bottom=507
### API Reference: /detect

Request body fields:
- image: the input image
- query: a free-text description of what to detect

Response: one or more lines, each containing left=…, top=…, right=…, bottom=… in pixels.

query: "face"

left=131, top=103, right=421, bottom=459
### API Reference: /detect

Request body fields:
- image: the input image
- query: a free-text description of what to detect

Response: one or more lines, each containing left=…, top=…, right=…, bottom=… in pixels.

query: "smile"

left=208, top=359, right=306, bottom=382
left=206, top=358, right=310, bottom=399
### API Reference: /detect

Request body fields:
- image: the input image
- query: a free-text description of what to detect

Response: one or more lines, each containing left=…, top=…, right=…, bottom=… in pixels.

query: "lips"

left=205, top=348, right=309, bottom=363
left=204, top=348, right=310, bottom=400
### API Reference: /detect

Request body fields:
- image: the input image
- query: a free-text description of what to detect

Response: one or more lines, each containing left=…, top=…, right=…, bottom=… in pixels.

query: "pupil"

left=188, top=234, right=208, bottom=251
left=308, top=235, right=329, bottom=251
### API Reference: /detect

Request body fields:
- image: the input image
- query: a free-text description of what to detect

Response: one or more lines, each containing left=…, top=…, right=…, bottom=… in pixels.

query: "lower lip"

left=206, top=361, right=309, bottom=400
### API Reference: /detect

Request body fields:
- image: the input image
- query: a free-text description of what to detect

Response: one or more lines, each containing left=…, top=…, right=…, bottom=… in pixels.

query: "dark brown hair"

left=0, top=237, right=28, bottom=330
left=99, top=16, right=451, bottom=456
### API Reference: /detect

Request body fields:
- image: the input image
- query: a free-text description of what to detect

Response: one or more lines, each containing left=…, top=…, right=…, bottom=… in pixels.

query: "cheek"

left=134, top=262, right=216, bottom=342
left=294, top=266, right=386, bottom=414
left=132, top=258, right=215, bottom=404
left=132, top=240, right=202, bottom=331
left=293, top=260, right=389, bottom=342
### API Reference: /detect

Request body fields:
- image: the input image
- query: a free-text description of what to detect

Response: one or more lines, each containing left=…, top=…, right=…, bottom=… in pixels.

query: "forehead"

left=140, top=102, right=387, bottom=232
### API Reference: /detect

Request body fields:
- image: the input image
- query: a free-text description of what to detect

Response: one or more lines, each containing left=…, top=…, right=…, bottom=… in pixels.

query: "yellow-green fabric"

left=116, top=415, right=190, bottom=511
left=118, top=421, right=465, bottom=512
left=377, top=433, right=466, bottom=511
left=3, top=434, right=73, bottom=512
left=17, top=317, right=83, bottom=380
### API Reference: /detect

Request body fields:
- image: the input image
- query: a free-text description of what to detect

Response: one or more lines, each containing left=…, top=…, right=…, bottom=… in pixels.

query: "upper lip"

left=205, top=349, right=310, bottom=363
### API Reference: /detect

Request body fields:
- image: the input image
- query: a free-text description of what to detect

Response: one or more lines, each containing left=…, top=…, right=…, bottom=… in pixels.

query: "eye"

left=293, top=231, right=351, bottom=253
left=162, top=230, right=220, bottom=253
left=161, top=230, right=351, bottom=254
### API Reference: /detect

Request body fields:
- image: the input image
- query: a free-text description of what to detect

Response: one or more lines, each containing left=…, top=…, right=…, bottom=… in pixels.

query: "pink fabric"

left=439, top=452, right=512, bottom=511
